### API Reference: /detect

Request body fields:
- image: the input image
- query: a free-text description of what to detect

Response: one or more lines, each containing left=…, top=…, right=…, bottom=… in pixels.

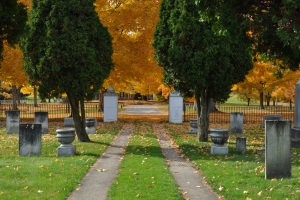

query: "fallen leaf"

left=219, top=186, right=223, bottom=191
left=257, top=191, right=262, bottom=196
left=96, top=168, right=108, bottom=172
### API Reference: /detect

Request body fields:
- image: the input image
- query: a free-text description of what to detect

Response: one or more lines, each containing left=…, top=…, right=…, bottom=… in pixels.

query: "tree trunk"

left=33, top=86, right=38, bottom=107
left=198, top=91, right=210, bottom=142
left=247, top=98, right=250, bottom=106
left=67, top=93, right=90, bottom=142
left=98, top=91, right=104, bottom=112
left=259, top=92, right=264, bottom=109
left=12, top=85, right=18, bottom=110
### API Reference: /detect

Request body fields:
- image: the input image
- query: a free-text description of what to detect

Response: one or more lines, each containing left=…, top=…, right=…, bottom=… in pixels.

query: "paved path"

left=154, top=124, right=220, bottom=200
left=67, top=123, right=221, bottom=200
left=119, top=105, right=163, bottom=114
left=67, top=126, right=132, bottom=200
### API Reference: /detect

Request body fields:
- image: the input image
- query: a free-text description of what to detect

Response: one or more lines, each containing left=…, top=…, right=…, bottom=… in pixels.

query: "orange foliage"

left=95, top=0, right=163, bottom=94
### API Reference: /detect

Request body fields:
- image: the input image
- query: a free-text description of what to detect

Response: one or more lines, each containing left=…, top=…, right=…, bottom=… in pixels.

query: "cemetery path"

left=119, top=104, right=163, bottom=114
left=67, top=125, right=132, bottom=200
left=67, top=123, right=220, bottom=200
left=154, top=124, right=220, bottom=200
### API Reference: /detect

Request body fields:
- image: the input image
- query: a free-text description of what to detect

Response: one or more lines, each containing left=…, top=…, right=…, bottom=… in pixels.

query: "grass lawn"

left=1, top=120, right=299, bottom=199
left=0, top=122, right=122, bottom=200
left=165, top=122, right=300, bottom=200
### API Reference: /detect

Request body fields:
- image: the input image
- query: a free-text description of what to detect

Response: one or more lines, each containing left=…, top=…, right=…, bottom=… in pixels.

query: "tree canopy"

left=0, top=0, right=27, bottom=64
left=21, top=0, right=113, bottom=142
left=153, top=0, right=253, bottom=141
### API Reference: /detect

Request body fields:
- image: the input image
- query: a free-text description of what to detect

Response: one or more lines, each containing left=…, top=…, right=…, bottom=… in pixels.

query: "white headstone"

left=169, top=91, right=183, bottom=123
left=104, top=87, right=118, bottom=122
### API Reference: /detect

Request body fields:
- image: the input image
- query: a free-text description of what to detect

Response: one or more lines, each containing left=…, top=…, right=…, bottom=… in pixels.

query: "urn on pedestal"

left=209, top=128, right=229, bottom=155
left=56, top=128, right=76, bottom=156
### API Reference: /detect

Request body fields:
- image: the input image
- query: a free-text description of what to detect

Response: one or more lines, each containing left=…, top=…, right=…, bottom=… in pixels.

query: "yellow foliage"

left=96, top=0, right=163, bottom=94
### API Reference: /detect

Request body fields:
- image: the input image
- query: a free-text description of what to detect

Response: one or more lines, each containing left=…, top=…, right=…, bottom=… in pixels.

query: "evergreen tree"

left=154, top=0, right=253, bottom=141
left=22, top=0, right=113, bottom=142
left=0, top=0, right=27, bottom=64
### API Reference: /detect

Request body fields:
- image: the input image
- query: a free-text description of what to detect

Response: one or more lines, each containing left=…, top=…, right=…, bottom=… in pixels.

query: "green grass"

left=0, top=123, right=122, bottom=200
left=107, top=123, right=182, bottom=200
left=165, top=123, right=300, bottom=200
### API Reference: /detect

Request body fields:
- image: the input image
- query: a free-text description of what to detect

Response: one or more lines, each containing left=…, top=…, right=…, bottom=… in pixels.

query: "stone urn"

left=85, top=118, right=95, bottom=134
left=189, top=118, right=198, bottom=134
left=209, top=128, right=229, bottom=145
left=56, top=128, right=76, bottom=156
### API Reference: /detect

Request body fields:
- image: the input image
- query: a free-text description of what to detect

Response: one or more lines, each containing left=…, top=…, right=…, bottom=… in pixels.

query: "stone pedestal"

left=291, top=80, right=300, bottom=148
left=6, top=110, right=20, bottom=134
left=169, top=91, right=183, bottom=123
left=104, top=87, right=118, bottom=122
left=19, top=124, right=42, bottom=156
left=230, top=112, right=243, bottom=133
left=34, top=112, right=48, bottom=134
left=265, top=120, right=291, bottom=179
left=189, top=118, right=197, bottom=134
left=236, top=137, right=246, bottom=153
left=56, top=128, right=76, bottom=156
left=210, top=144, right=228, bottom=155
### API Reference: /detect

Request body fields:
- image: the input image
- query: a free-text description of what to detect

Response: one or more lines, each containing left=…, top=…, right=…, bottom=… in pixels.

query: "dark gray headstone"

left=64, top=117, right=74, bottom=127
left=230, top=112, right=243, bottom=133
left=19, top=124, right=42, bottom=156
left=265, top=120, right=291, bottom=179
left=236, top=137, right=246, bottom=153
left=6, top=110, right=20, bottom=134
left=34, top=112, right=48, bottom=134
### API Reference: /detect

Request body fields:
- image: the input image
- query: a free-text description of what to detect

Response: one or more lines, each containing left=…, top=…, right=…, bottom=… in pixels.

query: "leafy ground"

left=0, top=119, right=299, bottom=200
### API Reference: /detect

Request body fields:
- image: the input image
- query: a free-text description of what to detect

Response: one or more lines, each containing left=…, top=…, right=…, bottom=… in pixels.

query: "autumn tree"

left=21, top=0, right=113, bottom=142
left=154, top=0, right=253, bottom=141
left=0, top=0, right=27, bottom=64
left=95, top=0, right=163, bottom=95
left=0, top=42, right=30, bottom=109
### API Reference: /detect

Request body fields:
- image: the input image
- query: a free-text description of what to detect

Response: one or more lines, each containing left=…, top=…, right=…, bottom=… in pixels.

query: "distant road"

left=119, top=105, right=163, bottom=115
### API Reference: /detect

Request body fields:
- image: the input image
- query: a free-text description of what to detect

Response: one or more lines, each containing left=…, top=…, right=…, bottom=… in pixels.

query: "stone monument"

left=169, top=91, right=183, bottom=123
left=6, top=110, right=20, bottom=134
left=230, top=112, right=243, bottom=133
left=56, top=128, right=76, bottom=156
left=291, top=80, right=300, bottom=148
left=265, top=120, right=291, bottom=179
left=104, top=86, right=118, bottom=122
left=19, top=124, right=42, bottom=156
left=34, top=112, right=48, bottom=134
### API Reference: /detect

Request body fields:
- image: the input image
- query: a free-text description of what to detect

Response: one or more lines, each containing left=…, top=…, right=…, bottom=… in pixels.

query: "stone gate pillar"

left=104, top=87, right=118, bottom=122
left=169, top=91, right=183, bottom=123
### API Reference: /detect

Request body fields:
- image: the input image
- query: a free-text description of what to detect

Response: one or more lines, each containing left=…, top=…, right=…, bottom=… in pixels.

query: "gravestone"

left=34, top=112, right=48, bottom=134
left=291, top=80, right=300, bottom=148
left=64, top=117, right=74, bottom=127
left=19, top=124, right=42, bottom=156
left=230, top=112, right=243, bottom=133
left=236, top=137, right=246, bottom=153
left=104, top=86, right=118, bottom=122
left=169, top=91, right=183, bottom=123
left=6, top=110, right=20, bottom=134
left=260, top=114, right=283, bottom=128
left=265, top=120, right=291, bottom=179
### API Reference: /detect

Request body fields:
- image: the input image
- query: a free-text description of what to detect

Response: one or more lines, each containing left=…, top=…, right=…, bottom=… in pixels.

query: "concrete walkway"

left=154, top=124, right=220, bottom=200
left=67, top=121, right=221, bottom=200
left=119, top=104, right=163, bottom=114
left=67, top=126, right=132, bottom=200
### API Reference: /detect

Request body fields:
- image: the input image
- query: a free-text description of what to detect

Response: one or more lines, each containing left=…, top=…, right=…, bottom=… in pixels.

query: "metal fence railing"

left=183, top=103, right=294, bottom=125
left=0, top=102, right=294, bottom=125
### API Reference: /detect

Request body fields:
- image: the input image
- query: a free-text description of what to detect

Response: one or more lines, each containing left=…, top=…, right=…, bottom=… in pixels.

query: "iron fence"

left=183, top=103, right=294, bottom=125
left=0, top=102, right=294, bottom=125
